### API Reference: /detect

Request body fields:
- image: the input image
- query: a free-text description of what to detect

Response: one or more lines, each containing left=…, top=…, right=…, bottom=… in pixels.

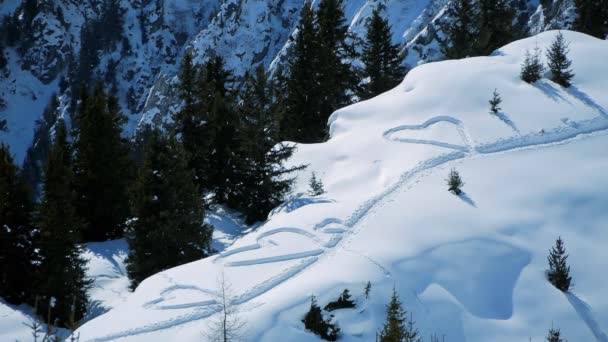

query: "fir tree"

left=325, top=288, right=356, bottom=311
left=442, top=0, right=477, bottom=59
left=546, top=32, right=575, bottom=88
left=446, top=168, right=464, bottom=195
left=489, top=89, right=502, bottom=115
left=365, top=281, right=372, bottom=299
left=574, top=0, right=608, bottom=39
left=308, top=172, right=325, bottom=196
left=547, top=236, right=572, bottom=292
left=475, top=0, right=516, bottom=55
left=282, top=3, right=322, bottom=143
left=378, top=288, right=420, bottom=342
left=35, top=121, right=90, bottom=326
left=546, top=326, right=565, bottom=342
left=235, top=66, right=305, bottom=224
left=302, top=295, right=341, bottom=341
left=521, top=47, right=545, bottom=83
left=126, top=130, right=213, bottom=289
left=72, top=84, right=133, bottom=241
left=0, top=144, right=37, bottom=305
left=360, top=8, right=407, bottom=100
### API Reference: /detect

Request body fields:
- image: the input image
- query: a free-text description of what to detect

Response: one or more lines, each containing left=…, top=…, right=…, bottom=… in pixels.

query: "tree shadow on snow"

left=494, top=111, right=520, bottom=133
left=566, top=86, right=608, bottom=117
left=458, top=192, right=476, bottom=208
left=566, top=292, right=608, bottom=342
left=534, top=81, right=570, bottom=104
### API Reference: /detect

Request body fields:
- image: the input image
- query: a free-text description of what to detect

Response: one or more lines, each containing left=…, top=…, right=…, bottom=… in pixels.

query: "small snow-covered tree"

left=446, top=168, right=464, bottom=195
left=489, top=89, right=502, bottom=115
left=302, top=295, right=340, bottom=341
left=206, top=272, right=246, bottom=342
left=546, top=326, right=565, bottom=342
left=546, top=32, right=574, bottom=88
left=521, top=47, right=545, bottom=83
left=547, top=237, right=572, bottom=292
left=309, top=172, right=325, bottom=196
left=324, top=288, right=356, bottom=311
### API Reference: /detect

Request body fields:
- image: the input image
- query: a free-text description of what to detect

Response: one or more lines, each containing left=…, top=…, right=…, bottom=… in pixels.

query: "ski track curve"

left=88, top=113, right=608, bottom=341
left=383, top=116, right=472, bottom=152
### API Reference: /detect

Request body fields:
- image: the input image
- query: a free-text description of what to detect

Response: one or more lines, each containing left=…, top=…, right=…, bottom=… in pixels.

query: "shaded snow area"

left=64, top=31, right=608, bottom=342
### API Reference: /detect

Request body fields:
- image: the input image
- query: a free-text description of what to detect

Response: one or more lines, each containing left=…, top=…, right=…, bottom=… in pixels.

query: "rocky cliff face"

left=0, top=0, right=578, bottom=166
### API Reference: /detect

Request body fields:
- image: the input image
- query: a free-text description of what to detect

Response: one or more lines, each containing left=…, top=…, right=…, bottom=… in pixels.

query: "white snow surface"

left=5, top=30, right=608, bottom=341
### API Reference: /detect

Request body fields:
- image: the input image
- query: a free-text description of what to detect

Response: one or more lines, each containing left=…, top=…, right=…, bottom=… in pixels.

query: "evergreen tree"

left=73, top=84, right=133, bottom=241
left=546, top=327, right=565, bottom=342
left=0, top=144, right=37, bottom=305
left=574, top=0, right=608, bottom=39
left=521, top=47, right=545, bottom=83
left=378, top=288, right=420, bottom=342
left=442, top=0, right=477, bottom=59
left=547, top=236, right=572, bottom=292
left=365, top=281, right=372, bottom=299
left=126, top=130, right=212, bottom=289
left=360, top=8, right=407, bottom=100
left=308, top=172, right=325, bottom=196
left=546, top=32, right=575, bottom=88
left=235, top=66, right=305, bottom=224
left=475, top=0, right=516, bottom=55
left=316, top=0, right=357, bottom=138
left=446, top=168, right=464, bottom=195
left=282, top=3, right=322, bottom=143
left=302, top=295, right=341, bottom=341
left=489, top=89, right=502, bottom=115
left=325, top=288, right=356, bottom=311
left=35, top=121, right=90, bottom=327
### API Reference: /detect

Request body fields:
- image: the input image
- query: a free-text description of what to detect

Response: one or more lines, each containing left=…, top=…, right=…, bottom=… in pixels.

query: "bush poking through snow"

left=546, top=326, right=566, bottom=342
left=489, top=89, right=502, bottom=115
left=446, top=168, right=464, bottom=195
left=302, top=295, right=341, bottom=341
left=377, top=288, right=420, bottom=342
left=521, top=47, right=545, bottom=83
left=309, top=172, right=326, bottom=196
left=546, top=32, right=575, bottom=88
left=324, top=289, right=356, bottom=311
left=547, top=236, right=572, bottom=292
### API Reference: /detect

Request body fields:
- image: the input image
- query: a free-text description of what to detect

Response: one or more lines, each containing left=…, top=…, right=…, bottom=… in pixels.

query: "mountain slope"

left=73, top=30, right=608, bottom=342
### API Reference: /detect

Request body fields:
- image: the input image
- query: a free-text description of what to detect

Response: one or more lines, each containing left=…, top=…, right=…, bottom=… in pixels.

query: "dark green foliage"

left=35, top=121, right=90, bottom=327
left=126, top=130, right=212, bottom=289
left=546, top=327, right=566, bottom=342
left=308, top=172, right=325, bottom=196
left=302, top=295, right=341, bottom=341
left=99, top=0, right=124, bottom=51
left=442, top=0, right=477, bottom=59
left=0, top=41, right=6, bottom=69
left=574, top=0, right=608, bottom=39
left=475, top=0, right=516, bottom=55
left=521, top=47, right=545, bottom=83
left=324, top=289, right=356, bottom=311
left=489, top=89, right=502, bottom=115
left=73, top=84, right=133, bottom=241
left=547, top=236, right=572, bottom=292
left=282, top=4, right=322, bottom=143
left=546, top=32, right=574, bottom=88
left=377, top=288, right=420, bottom=342
left=360, top=9, right=406, bottom=100
left=234, top=66, right=305, bottom=224
left=365, top=281, right=372, bottom=299
left=0, top=144, right=37, bottom=305
left=446, top=168, right=464, bottom=195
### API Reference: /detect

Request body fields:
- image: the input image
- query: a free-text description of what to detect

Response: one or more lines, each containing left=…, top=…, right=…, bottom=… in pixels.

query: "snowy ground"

left=3, top=30, right=607, bottom=341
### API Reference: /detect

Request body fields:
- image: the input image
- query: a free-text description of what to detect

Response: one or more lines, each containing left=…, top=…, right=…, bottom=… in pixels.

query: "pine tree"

left=365, top=281, right=372, bottom=299
left=0, top=144, right=37, bottom=305
left=442, top=0, right=477, bottom=59
left=546, top=326, right=565, bottom=342
left=378, top=288, right=420, bottom=342
left=547, top=236, right=572, bottom=292
left=302, top=295, right=340, bottom=341
left=325, top=288, right=356, bottom=311
left=35, top=121, right=90, bottom=326
left=521, top=47, right=545, bottom=83
left=316, top=0, right=357, bottom=139
left=489, top=89, right=502, bottom=115
left=282, top=3, right=322, bottom=143
left=475, top=0, right=516, bottom=55
left=546, top=32, right=575, bottom=88
left=574, top=0, right=608, bottom=39
left=72, top=83, right=133, bottom=241
left=235, top=66, right=305, bottom=224
left=308, top=172, right=325, bottom=196
left=360, top=8, right=407, bottom=100
left=126, top=130, right=213, bottom=289
left=446, top=168, right=464, bottom=195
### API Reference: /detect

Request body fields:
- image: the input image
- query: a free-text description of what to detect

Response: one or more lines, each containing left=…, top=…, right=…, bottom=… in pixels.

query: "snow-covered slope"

left=70, top=31, right=608, bottom=341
